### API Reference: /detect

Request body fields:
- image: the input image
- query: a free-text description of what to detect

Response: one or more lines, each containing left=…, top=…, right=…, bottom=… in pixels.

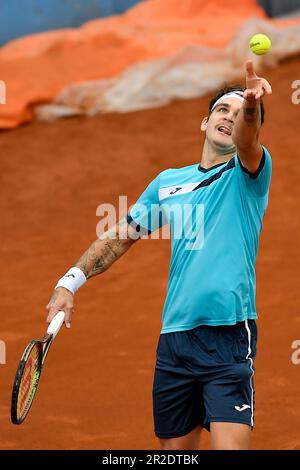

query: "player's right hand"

left=46, top=287, right=74, bottom=329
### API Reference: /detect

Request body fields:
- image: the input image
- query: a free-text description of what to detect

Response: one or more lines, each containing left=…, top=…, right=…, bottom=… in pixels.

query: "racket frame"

left=11, top=333, right=53, bottom=424
left=11, top=311, right=65, bottom=425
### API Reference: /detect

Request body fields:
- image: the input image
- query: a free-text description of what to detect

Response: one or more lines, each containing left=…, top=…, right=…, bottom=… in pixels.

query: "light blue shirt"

left=127, top=147, right=272, bottom=333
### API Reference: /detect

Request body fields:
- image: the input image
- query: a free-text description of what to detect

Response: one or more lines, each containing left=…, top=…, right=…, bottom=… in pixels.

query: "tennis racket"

left=11, top=310, right=65, bottom=425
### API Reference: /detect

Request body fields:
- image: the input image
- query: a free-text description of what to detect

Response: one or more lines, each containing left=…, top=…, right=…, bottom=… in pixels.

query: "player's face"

left=201, top=98, right=243, bottom=151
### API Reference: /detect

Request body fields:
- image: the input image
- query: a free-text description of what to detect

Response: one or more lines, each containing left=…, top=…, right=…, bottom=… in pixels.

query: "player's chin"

left=214, top=131, right=233, bottom=143
left=213, top=135, right=234, bottom=148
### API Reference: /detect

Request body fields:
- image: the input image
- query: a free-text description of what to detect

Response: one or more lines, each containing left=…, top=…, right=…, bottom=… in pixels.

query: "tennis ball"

left=249, top=34, right=271, bottom=55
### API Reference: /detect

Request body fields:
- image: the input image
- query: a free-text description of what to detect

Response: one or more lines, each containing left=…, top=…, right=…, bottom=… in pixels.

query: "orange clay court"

left=0, top=54, right=300, bottom=449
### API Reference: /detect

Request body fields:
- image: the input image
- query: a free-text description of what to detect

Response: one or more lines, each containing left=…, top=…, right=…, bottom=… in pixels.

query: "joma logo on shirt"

left=170, top=187, right=182, bottom=195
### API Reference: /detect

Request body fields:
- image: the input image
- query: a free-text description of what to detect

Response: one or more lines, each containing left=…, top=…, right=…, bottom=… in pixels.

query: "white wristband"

left=55, top=267, right=87, bottom=295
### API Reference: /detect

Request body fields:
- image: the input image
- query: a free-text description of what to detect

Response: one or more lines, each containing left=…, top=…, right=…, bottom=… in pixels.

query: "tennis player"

left=47, top=60, right=272, bottom=450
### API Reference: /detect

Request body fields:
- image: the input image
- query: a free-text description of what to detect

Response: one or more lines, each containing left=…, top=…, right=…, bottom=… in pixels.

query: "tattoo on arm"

left=90, top=240, right=119, bottom=276
left=75, top=244, right=93, bottom=277
left=243, top=106, right=258, bottom=125
left=75, top=222, right=125, bottom=279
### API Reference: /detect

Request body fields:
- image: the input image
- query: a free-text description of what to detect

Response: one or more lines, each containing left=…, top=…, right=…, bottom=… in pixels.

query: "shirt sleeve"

left=236, top=145, right=272, bottom=197
left=127, top=173, right=165, bottom=235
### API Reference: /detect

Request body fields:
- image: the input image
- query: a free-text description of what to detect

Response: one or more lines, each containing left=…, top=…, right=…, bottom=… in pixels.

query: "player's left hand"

left=244, top=60, right=272, bottom=101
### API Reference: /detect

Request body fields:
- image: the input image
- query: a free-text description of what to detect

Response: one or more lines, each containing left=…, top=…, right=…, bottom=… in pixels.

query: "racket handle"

left=47, top=311, right=65, bottom=337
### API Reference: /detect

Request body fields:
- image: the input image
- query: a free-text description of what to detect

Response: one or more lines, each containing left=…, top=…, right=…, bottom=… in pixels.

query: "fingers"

left=64, top=307, right=74, bottom=329
left=245, top=90, right=263, bottom=101
left=244, top=82, right=271, bottom=101
left=263, top=79, right=272, bottom=95
left=246, top=60, right=256, bottom=78
left=246, top=60, right=272, bottom=97
left=46, top=304, right=61, bottom=324
left=255, top=90, right=263, bottom=100
left=46, top=304, right=74, bottom=328
left=46, top=288, right=74, bottom=329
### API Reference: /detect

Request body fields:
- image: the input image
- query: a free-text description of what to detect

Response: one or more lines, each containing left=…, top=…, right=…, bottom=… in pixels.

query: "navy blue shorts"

left=153, top=320, right=257, bottom=439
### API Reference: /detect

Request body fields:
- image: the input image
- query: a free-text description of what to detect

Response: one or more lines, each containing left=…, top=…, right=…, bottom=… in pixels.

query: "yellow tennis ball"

left=249, top=34, right=271, bottom=55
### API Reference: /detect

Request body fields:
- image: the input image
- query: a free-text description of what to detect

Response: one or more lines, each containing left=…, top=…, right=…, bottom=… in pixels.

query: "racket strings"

left=17, top=345, right=40, bottom=420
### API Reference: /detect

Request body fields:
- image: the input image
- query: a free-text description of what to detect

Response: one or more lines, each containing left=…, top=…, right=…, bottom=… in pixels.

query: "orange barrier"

left=0, top=0, right=299, bottom=128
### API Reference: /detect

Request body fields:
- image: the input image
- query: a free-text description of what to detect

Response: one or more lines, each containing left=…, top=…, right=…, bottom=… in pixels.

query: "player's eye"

left=218, top=107, right=228, bottom=112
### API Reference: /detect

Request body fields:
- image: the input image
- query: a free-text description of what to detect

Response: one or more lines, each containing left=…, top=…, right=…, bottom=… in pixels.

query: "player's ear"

left=201, top=117, right=208, bottom=132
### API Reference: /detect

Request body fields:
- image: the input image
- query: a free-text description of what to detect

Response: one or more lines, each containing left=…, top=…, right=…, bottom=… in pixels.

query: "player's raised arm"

left=232, top=60, right=272, bottom=173
left=46, top=216, right=139, bottom=327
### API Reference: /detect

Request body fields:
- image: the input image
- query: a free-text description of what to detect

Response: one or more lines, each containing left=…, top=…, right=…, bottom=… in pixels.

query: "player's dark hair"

left=208, top=84, right=265, bottom=125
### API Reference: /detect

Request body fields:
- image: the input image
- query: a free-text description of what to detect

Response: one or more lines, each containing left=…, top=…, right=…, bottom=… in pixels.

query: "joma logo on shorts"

left=234, top=404, right=251, bottom=412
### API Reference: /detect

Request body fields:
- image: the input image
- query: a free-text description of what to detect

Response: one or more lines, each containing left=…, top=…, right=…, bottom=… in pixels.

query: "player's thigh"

left=153, top=366, right=204, bottom=440
left=153, top=333, right=205, bottom=440
left=159, top=425, right=203, bottom=450
left=210, top=422, right=251, bottom=450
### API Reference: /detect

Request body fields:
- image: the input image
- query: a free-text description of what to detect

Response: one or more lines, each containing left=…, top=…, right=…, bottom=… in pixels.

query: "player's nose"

left=224, top=115, right=234, bottom=123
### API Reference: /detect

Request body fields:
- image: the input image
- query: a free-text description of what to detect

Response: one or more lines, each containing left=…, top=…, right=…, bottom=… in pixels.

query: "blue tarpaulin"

left=0, top=0, right=143, bottom=45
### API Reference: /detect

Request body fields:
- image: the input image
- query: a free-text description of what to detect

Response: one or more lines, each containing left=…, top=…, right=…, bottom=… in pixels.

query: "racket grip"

left=47, top=311, right=65, bottom=337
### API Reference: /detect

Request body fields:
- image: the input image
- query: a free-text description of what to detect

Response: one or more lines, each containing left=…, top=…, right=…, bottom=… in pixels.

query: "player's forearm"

left=75, top=216, right=137, bottom=279
left=232, top=100, right=261, bottom=149
left=75, top=235, right=129, bottom=279
left=48, top=223, right=134, bottom=325
left=53, top=218, right=138, bottom=294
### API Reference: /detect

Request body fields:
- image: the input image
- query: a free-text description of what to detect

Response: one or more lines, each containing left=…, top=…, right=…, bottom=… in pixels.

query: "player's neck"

left=200, top=139, right=235, bottom=169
